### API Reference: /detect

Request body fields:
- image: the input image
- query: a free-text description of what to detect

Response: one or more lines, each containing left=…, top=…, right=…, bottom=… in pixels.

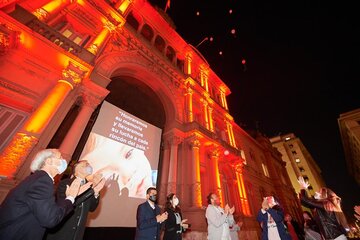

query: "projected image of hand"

left=80, top=132, right=153, bottom=199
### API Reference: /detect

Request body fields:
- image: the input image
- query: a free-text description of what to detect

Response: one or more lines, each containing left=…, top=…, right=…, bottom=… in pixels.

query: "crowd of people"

left=0, top=148, right=358, bottom=240
left=256, top=176, right=357, bottom=240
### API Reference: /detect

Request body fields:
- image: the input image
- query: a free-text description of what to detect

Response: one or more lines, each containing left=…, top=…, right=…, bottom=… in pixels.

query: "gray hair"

left=30, top=149, right=60, bottom=172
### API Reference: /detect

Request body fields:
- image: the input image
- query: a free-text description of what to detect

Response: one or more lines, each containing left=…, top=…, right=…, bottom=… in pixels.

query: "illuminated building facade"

left=0, top=0, right=302, bottom=238
left=270, top=133, right=326, bottom=197
left=338, top=108, right=360, bottom=186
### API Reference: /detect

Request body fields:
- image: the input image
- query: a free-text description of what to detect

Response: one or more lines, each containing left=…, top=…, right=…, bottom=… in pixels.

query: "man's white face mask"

left=314, top=191, right=322, bottom=200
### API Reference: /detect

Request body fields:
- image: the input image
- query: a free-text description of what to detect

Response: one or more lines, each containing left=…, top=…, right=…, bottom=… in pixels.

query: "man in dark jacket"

left=135, top=187, right=168, bottom=240
left=0, top=149, right=87, bottom=240
left=44, top=160, right=105, bottom=240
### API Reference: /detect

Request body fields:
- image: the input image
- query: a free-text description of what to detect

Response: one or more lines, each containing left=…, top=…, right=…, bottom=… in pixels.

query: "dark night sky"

left=148, top=0, right=360, bottom=220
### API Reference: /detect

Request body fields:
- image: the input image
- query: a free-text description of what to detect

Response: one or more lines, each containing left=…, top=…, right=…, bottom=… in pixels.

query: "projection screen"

left=79, top=101, right=162, bottom=227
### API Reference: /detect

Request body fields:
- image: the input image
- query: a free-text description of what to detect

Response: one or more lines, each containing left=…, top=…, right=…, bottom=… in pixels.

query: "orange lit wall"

left=24, top=81, right=73, bottom=133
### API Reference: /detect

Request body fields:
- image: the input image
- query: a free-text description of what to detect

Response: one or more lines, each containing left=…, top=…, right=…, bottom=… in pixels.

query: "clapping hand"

left=262, top=198, right=269, bottom=210
left=297, top=176, right=310, bottom=189
left=78, top=181, right=93, bottom=195
left=156, top=211, right=168, bottom=223
left=66, top=178, right=92, bottom=198
left=89, top=173, right=105, bottom=196
left=93, top=178, right=106, bottom=196
left=229, top=206, right=235, bottom=215
left=181, top=219, right=189, bottom=229
left=224, top=204, right=230, bottom=215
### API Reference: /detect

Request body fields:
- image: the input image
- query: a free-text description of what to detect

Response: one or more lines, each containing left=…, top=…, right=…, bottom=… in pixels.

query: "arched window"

left=166, top=46, right=175, bottom=62
left=154, top=35, right=165, bottom=53
left=126, top=12, right=140, bottom=31
left=140, top=24, right=154, bottom=42
left=176, top=58, right=184, bottom=72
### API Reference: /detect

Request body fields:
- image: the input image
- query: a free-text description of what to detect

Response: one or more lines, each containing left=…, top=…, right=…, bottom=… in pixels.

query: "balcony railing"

left=184, top=121, right=240, bottom=155
left=9, top=5, right=95, bottom=64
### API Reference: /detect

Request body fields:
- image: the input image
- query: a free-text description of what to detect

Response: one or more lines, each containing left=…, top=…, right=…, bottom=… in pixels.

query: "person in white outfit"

left=205, top=193, right=235, bottom=240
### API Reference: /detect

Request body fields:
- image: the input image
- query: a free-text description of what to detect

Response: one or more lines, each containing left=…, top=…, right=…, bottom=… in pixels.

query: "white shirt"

left=267, top=213, right=281, bottom=240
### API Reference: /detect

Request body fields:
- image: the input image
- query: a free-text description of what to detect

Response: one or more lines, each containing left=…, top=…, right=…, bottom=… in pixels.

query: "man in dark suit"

left=135, top=187, right=168, bottom=240
left=44, top=160, right=105, bottom=240
left=0, top=149, right=90, bottom=240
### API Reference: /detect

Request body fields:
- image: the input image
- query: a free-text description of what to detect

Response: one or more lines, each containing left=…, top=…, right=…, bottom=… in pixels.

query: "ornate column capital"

left=231, top=160, right=244, bottom=173
left=185, top=87, right=193, bottom=95
left=0, top=23, right=20, bottom=55
left=33, top=8, right=49, bottom=21
left=78, top=81, right=109, bottom=109
left=209, top=148, right=220, bottom=158
left=200, top=98, right=208, bottom=106
left=168, top=135, right=183, bottom=146
left=60, top=62, right=87, bottom=89
left=104, top=21, right=117, bottom=32
left=190, top=138, right=201, bottom=148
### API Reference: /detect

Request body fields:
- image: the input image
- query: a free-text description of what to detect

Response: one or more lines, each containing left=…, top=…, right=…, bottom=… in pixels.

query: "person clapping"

left=163, top=193, right=189, bottom=240
left=205, top=193, right=235, bottom=240
left=0, top=149, right=90, bottom=240
left=256, top=196, right=291, bottom=240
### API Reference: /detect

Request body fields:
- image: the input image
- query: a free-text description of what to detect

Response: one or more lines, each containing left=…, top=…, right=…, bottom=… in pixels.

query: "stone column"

left=225, top=120, right=233, bottom=146
left=185, top=54, right=192, bottom=75
left=87, top=21, right=116, bottom=55
left=190, top=138, right=202, bottom=208
left=208, top=106, right=214, bottom=132
left=167, top=135, right=182, bottom=193
left=210, top=148, right=223, bottom=205
left=115, top=0, right=132, bottom=14
left=59, top=83, right=109, bottom=160
left=201, top=99, right=209, bottom=130
left=0, top=63, right=86, bottom=178
left=158, top=140, right=170, bottom=204
left=234, top=162, right=250, bottom=216
left=33, top=0, right=71, bottom=22
left=184, top=87, right=193, bottom=122
left=229, top=123, right=236, bottom=148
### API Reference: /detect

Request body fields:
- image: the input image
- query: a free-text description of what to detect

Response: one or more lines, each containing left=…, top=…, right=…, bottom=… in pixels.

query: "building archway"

left=105, top=75, right=166, bottom=130
left=93, top=50, right=183, bottom=129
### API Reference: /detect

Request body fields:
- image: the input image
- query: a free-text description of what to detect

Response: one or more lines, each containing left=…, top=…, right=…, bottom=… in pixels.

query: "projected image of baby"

left=80, top=132, right=153, bottom=199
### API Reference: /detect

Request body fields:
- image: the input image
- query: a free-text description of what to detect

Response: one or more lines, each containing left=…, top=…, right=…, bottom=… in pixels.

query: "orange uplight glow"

left=0, top=133, right=38, bottom=178
left=19, top=31, right=34, bottom=49
left=88, top=28, right=109, bottom=54
left=185, top=55, right=192, bottom=75
left=188, top=94, right=193, bottom=122
left=35, top=0, right=68, bottom=16
left=191, top=138, right=202, bottom=207
left=236, top=170, right=251, bottom=216
left=24, top=81, right=72, bottom=133
left=208, top=108, right=214, bottom=132
left=118, top=0, right=130, bottom=14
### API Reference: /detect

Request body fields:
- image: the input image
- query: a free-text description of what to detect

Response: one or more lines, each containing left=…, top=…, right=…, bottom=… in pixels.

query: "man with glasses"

left=0, top=149, right=91, bottom=240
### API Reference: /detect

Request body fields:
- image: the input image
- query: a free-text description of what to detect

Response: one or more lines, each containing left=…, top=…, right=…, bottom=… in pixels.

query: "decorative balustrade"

left=9, top=5, right=95, bottom=63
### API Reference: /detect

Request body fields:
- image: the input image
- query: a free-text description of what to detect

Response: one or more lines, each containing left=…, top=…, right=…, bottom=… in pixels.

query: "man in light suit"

left=45, top=160, right=105, bottom=240
left=205, top=193, right=235, bottom=240
left=135, top=187, right=168, bottom=240
left=0, top=149, right=90, bottom=240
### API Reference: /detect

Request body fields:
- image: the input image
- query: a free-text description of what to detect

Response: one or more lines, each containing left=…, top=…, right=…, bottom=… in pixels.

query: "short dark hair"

left=146, top=187, right=157, bottom=195
left=207, top=193, right=214, bottom=204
